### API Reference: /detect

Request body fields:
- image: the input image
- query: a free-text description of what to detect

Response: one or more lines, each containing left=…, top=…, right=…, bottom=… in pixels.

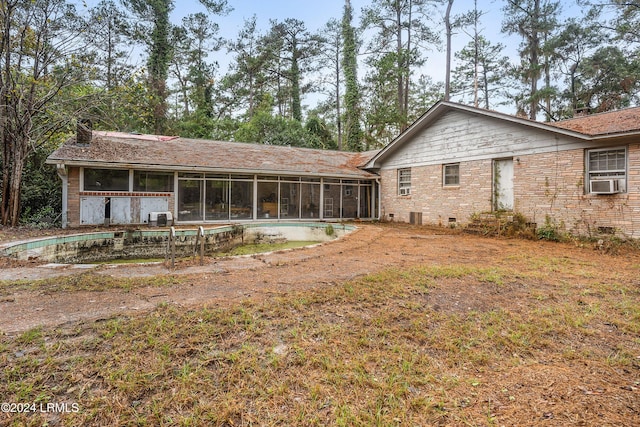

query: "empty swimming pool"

left=0, top=223, right=355, bottom=264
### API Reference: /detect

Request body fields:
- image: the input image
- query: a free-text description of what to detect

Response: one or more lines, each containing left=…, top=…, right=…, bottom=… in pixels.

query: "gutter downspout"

left=375, top=178, right=382, bottom=220
left=56, top=163, right=68, bottom=228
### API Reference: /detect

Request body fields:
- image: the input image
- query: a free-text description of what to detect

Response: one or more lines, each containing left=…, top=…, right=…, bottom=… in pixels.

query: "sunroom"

left=47, top=131, right=379, bottom=228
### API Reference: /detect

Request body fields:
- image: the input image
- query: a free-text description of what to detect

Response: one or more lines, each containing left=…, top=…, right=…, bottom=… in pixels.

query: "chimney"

left=76, top=118, right=92, bottom=145
left=574, top=107, right=591, bottom=117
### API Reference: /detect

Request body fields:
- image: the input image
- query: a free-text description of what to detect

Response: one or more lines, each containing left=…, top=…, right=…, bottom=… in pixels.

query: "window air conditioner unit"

left=399, top=188, right=410, bottom=196
left=590, top=179, right=622, bottom=194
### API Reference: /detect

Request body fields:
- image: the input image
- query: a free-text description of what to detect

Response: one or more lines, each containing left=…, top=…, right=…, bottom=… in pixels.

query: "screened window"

left=134, top=171, right=174, bottom=192
left=586, top=148, right=627, bottom=193
left=398, top=168, right=411, bottom=195
left=443, top=163, right=460, bottom=186
left=84, top=168, right=129, bottom=191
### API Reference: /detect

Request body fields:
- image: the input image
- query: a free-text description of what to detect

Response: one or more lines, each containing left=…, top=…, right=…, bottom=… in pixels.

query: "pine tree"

left=502, top=0, right=561, bottom=120
left=361, top=0, right=439, bottom=134
left=121, top=0, right=230, bottom=134
left=342, top=0, right=362, bottom=152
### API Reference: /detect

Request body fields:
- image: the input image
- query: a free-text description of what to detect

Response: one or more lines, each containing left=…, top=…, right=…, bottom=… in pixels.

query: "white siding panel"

left=139, top=197, right=169, bottom=223
left=111, top=198, right=131, bottom=224
left=381, top=111, right=586, bottom=169
left=80, top=197, right=105, bottom=225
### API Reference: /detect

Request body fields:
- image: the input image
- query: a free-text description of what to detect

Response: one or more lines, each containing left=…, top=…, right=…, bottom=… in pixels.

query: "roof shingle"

left=549, top=107, right=640, bottom=135
left=47, top=132, right=379, bottom=179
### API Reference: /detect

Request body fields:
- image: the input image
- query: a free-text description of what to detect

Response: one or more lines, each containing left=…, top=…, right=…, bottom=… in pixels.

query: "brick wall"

left=67, top=167, right=80, bottom=227
left=380, top=160, right=493, bottom=226
left=66, top=167, right=176, bottom=227
left=516, top=145, right=640, bottom=238
left=380, top=144, right=640, bottom=238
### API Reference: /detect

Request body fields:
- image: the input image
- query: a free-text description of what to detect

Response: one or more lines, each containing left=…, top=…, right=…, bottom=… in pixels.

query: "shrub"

left=325, top=224, right=335, bottom=236
left=537, top=216, right=566, bottom=242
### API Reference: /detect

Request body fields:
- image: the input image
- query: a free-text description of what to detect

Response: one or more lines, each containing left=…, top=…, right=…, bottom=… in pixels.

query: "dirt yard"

left=1, top=223, right=639, bottom=425
left=0, top=222, right=621, bottom=334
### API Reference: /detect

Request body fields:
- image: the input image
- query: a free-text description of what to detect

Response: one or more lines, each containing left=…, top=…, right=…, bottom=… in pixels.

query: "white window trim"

left=443, top=163, right=460, bottom=187
left=585, top=146, right=627, bottom=194
left=398, top=168, right=411, bottom=196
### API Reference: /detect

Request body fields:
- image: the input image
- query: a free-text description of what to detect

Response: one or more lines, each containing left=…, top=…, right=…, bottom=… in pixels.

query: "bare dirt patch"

left=1, top=223, right=639, bottom=425
left=0, top=223, right=637, bottom=334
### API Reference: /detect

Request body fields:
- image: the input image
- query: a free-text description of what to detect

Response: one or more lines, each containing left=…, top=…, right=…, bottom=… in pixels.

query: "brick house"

left=46, top=131, right=379, bottom=228
left=363, top=101, right=640, bottom=238
left=47, top=101, right=640, bottom=237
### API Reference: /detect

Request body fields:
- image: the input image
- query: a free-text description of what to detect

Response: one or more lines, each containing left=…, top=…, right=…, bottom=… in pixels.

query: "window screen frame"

left=443, top=163, right=460, bottom=187
left=585, top=147, right=627, bottom=194
left=398, top=168, right=411, bottom=196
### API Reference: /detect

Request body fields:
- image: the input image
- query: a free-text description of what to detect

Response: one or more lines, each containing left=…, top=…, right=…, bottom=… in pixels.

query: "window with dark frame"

left=83, top=168, right=129, bottom=191
left=133, top=171, right=174, bottom=192
left=398, top=168, right=411, bottom=195
left=443, top=163, right=460, bottom=186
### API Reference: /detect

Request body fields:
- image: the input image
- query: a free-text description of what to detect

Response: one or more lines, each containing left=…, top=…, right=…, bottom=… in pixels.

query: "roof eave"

left=589, top=130, right=640, bottom=143
left=45, top=159, right=376, bottom=180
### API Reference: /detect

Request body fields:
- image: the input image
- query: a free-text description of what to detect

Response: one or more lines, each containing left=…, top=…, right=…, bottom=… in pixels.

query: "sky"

left=74, top=0, right=516, bottom=80
left=171, top=0, right=514, bottom=82
left=77, top=0, right=590, bottom=113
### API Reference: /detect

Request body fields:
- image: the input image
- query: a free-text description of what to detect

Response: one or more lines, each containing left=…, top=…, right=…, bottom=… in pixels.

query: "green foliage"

left=0, top=0, right=99, bottom=226
left=104, top=77, right=156, bottom=133
left=361, top=0, right=439, bottom=136
left=305, top=116, right=337, bottom=150
left=577, top=45, right=640, bottom=111
left=325, top=224, right=335, bottom=236
left=267, top=18, right=322, bottom=122
left=173, top=114, right=240, bottom=141
left=536, top=216, right=566, bottom=242
left=19, top=149, right=61, bottom=227
left=452, top=36, right=510, bottom=109
left=122, top=0, right=174, bottom=134
left=234, top=111, right=321, bottom=148
left=501, top=0, right=561, bottom=120
left=215, top=16, right=267, bottom=119
left=362, top=52, right=407, bottom=145
left=341, top=0, right=362, bottom=152
left=232, top=94, right=325, bottom=148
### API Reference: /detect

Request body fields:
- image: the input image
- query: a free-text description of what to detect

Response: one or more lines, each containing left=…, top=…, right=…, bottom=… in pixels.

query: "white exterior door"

left=494, top=158, right=514, bottom=211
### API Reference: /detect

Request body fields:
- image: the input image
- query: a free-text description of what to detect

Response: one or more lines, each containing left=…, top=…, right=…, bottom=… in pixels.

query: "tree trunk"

left=473, top=0, right=479, bottom=108
left=335, top=42, right=342, bottom=151
left=0, top=136, right=10, bottom=225
left=291, top=47, right=302, bottom=121
left=396, top=3, right=404, bottom=129
left=529, top=0, right=540, bottom=121
left=9, top=150, right=24, bottom=226
left=444, top=0, right=454, bottom=101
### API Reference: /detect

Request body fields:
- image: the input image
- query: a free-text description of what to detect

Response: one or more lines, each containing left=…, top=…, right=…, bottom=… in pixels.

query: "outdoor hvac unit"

left=590, top=179, right=624, bottom=194
left=149, top=211, right=173, bottom=226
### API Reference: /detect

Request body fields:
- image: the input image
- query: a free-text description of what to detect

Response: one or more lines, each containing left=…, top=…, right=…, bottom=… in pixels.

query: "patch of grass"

left=1, top=259, right=639, bottom=425
left=216, top=240, right=320, bottom=256
left=0, top=273, right=185, bottom=295
left=16, top=327, right=43, bottom=346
